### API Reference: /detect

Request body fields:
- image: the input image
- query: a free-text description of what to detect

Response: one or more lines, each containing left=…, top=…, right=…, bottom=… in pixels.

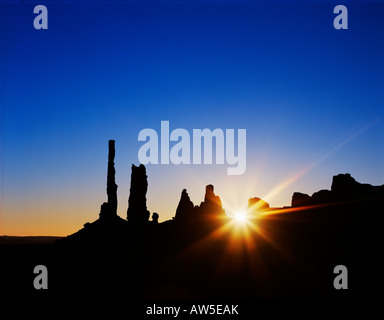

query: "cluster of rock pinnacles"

left=67, top=140, right=383, bottom=239
left=97, top=140, right=231, bottom=226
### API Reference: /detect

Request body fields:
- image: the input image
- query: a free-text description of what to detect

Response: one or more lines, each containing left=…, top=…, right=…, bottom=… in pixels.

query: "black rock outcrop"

left=174, top=184, right=226, bottom=222
left=152, top=212, right=159, bottom=224
left=291, top=173, right=384, bottom=207
left=311, top=189, right=333, bottom=204
left=100, top=140, right=118, bottom=220
left=331, top=173, right=384, bottom=200
left=127, top=164, right=150, bottom=223
left=291, top=192, right=311, bottom=207
left=60, top=140, right=128, bottom=245
left=107, top=140, right=118, bottom=215
left=198, top=184, right=226, bottom=218
left=175, top=189, right=195, bottom=221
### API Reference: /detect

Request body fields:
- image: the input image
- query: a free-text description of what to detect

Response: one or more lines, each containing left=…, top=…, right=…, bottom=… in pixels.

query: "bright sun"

left=233, top=211, right=248, bottom=223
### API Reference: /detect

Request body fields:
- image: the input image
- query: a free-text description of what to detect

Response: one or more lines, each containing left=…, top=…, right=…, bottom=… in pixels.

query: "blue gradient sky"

left=1, top=0, right=384, bottom=235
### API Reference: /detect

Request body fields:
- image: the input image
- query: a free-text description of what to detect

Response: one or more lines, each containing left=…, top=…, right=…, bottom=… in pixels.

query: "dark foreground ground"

left=1, top=197, right=384, bottom=301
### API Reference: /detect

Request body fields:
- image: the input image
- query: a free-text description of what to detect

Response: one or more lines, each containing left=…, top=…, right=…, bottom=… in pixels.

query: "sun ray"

left=262, top=119, right=378, bottom=205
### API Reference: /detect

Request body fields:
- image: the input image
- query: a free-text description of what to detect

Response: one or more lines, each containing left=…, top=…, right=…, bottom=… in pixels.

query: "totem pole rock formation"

left=107, top=140, right=118, bottom=215
left=127, top=164, right=150, bottom=223
left=99, top=140, right=118, bottom=219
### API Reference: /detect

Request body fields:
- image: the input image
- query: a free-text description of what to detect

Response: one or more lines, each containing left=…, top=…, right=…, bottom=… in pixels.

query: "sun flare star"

left=233, top=211, right=248, bottom=223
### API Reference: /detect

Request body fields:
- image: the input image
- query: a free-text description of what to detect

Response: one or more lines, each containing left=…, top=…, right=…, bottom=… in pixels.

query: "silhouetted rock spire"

left=175, top=189, right=195, bottom=221
left=174, top=185, right=226, bottom=222
left=107, top=140, right=118, bottom=215
left=100, top=140, right=118, bottom=219
left=127, top=164, right=150, bottom=223
left=199, top=184, right=225, bottom=217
